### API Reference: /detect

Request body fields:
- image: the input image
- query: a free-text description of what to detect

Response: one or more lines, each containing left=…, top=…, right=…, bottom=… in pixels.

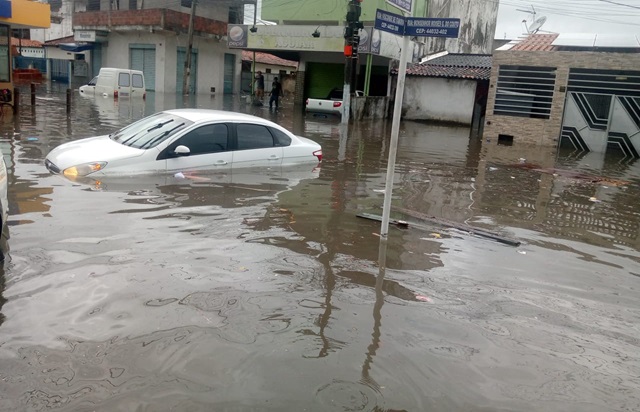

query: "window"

left=236, top=124, right=274, bottom=150
left=494, top=65, right=556, bottom=119
left=265, top=68, right=272, bottom=74
left=174, top=124, right=229, bottom=155
left=0, top=25, right=9, bottom=83
left=269, top=128, right=292, bottom=147
left=118, top=72, right=131, bottom=87
left=87, top=0, right=100, bottom=11
left=132, top=73, right=144, bottom=88
left=568, top=68, right=640, bottom=98
left=111, top=113, right=192, bottom=149
left=87, top=76, right=98, bottom=86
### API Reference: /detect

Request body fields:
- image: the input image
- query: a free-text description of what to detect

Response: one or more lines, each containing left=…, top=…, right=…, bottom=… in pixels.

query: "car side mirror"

left=174, top=145, right=191, bottom=156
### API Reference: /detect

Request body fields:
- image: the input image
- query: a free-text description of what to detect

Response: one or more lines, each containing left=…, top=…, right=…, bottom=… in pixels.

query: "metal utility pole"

left=182, top=0, right=197, bottom=96
left=341, top=0, right=363, bottom=124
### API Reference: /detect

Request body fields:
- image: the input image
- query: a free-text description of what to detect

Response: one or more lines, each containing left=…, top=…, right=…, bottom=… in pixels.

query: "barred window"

left=494, top=65, right=556, bottom=119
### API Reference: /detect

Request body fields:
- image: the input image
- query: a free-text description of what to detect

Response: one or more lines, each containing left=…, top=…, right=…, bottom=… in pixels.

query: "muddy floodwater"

left=0, top=88, right=639, bottom=411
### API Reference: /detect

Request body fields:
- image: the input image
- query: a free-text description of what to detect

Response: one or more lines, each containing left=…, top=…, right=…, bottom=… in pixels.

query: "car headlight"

left=63, top=162, right=107, bottom=177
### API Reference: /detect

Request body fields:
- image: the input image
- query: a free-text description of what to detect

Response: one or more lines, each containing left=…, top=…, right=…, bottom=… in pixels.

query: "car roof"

left=163, top=108, right=270, bottom=125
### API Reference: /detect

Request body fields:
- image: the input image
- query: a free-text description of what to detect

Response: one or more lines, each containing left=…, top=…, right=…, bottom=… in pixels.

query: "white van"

left=79, top=68, right=146, bottom=98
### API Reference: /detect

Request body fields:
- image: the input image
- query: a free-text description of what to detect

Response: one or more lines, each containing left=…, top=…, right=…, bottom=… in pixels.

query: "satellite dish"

left=528, top=16, right=547, bottom=34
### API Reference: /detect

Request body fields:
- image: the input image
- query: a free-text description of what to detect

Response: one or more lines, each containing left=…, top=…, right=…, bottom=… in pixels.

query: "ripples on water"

left=0, top=87, right=638, bottom=411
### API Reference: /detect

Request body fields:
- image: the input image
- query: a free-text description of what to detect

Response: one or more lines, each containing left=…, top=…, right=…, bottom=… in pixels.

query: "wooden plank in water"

left=392, top=207, right=521, bottom=247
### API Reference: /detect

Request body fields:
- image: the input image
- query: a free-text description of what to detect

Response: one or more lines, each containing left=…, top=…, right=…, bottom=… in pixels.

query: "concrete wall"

left=352, top=96, right=390, bottom=120
left=44, top=46, right=90, bottom=62
left=31, top=0, right=73, bottom=42
left=484, top=50, right=640, bottom=146
left=425, top=0, right=498, bottom=55
left=103, top=32, right=241, bottom=94
left=403, top=76, right=476, bottom=124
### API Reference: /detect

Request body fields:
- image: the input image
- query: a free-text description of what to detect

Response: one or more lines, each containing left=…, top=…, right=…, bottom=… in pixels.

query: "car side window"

left=269, top=127, right=292, bottom=147
left=174, top=124, right=229, bottom=156
left=132, top=74, right=144, bottom=88
left=118, top=73, right=130, bottom=87
left=236, top=124, right=275, bottom=150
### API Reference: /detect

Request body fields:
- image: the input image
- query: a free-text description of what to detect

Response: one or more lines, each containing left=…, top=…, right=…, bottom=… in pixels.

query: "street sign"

left=374, top=9, right=406, bottom=36
left=405, top=17, right=461, bottom=38
left=386, top=0, right=412, bottom=15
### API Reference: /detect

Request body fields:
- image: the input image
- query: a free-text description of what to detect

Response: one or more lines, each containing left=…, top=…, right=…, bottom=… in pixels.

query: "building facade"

left=0, top=0, right=50, bottom=106
left=484, top=34, right=640, bottom=158
left=251, top=0, right=498, bottom=116
left=71, top=0, right=247, bottom=94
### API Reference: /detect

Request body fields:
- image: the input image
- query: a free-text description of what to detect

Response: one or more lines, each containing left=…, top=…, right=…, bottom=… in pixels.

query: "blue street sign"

left=374, top=9, right=406, bottom=36
left=405, top=17, right=461, bottom=38
left=386, top=0, right=412, bottom=14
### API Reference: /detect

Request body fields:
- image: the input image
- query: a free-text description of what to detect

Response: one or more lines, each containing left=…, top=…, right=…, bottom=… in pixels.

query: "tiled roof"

left=11, top=37, right=43, bottom=48
left=424, top=54, right=492, bottom=68
left=406, top=65, right=492, bottom=80
left=43, top=36, right=76, bottom=46
left=510, top=33, right=559, bottom=51
left=242, top=51, right=298, bottom=68
left=401, top=53, right=492, bottom=80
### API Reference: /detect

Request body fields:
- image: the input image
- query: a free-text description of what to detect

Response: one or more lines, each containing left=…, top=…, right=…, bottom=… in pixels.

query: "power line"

left=598, top=0, right=640, bottom=9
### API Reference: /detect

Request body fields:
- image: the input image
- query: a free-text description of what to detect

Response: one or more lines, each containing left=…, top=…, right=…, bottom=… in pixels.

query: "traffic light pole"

left=341, top=0, right=363, bottom=125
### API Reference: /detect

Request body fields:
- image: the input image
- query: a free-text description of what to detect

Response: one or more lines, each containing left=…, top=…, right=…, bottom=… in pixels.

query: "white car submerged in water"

left=45, top=109, right=323, bottom=179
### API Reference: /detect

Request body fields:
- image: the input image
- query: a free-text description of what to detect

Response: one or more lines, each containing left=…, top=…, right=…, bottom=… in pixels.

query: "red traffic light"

left=344, top=45, right=353, bottom=56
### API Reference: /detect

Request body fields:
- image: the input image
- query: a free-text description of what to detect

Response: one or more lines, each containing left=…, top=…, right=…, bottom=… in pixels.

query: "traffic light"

left=344, top=26, right=354, bottom=39
left=346, top=2, right=361, bottom=23
left=351, top=35, right=360, bottom=58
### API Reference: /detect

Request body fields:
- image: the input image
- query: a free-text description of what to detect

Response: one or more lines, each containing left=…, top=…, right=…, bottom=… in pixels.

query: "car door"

left=131, top=72, right=145, bottom=98
left=117, top=72, right=132, bottom=97
left=161, top=123, right=233, bottom=173
left=231, top=123, right=284, bottom=169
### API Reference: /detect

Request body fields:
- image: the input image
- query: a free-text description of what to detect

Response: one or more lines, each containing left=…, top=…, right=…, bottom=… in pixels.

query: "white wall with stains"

left=402, top=76, right=477, bottom=124
left=423, top=0, right=499, bottom=55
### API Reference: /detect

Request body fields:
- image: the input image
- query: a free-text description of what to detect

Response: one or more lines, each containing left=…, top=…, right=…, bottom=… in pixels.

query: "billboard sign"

left=228, top=25, right=248, bottom=48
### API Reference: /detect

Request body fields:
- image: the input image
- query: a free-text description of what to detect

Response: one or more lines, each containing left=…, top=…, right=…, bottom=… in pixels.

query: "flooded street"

left=0, top=87, right=639, bottom=411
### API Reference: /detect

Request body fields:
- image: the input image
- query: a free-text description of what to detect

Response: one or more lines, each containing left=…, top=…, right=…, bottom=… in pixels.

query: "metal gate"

left=130, top=44, right=156, bottom=91
left=49, top=59, right=69, bottom=82
left=224, top=53, right=235, bottom=94
left=561, top=68, right=640, bottom=158
left=176, top=47, right=197, bottom=94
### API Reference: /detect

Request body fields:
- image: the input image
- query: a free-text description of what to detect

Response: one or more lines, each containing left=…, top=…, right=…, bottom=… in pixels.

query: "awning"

left=58, top=42, right=94, bottom=53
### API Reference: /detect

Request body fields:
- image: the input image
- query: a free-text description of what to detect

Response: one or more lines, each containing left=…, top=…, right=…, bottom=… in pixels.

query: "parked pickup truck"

left=305, top=88, right=364, bottom=116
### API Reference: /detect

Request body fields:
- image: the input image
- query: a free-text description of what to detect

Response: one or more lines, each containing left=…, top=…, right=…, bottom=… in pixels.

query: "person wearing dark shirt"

left=269, top=77, right=283, bottom=110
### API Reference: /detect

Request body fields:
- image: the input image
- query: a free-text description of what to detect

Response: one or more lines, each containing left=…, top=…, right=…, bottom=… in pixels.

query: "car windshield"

left=109, top=113, right=193, bottom=149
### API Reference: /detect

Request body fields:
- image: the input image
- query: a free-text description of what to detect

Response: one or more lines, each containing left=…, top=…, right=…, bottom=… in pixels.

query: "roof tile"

left=11, top=37, right=43, bottom=48
left=242, top=51, right=298, bottom=68
left=397, top=53, right=492, bottom=80
left=510, top=33, right=559, bottom=51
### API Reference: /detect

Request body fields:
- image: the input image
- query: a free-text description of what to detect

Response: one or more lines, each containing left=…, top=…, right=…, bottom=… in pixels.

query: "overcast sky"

left=495, top=0, right=640, bottom=39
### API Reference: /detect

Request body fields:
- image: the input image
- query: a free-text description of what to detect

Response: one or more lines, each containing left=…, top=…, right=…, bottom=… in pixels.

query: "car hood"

left=46, top=135, right=146, bottom=171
